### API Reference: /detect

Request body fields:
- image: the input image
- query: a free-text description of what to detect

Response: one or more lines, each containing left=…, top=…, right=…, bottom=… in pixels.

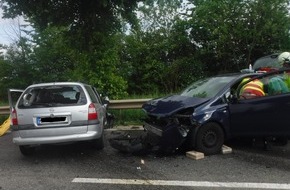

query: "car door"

left=8, top=89, right=24, bottom=125
left=8, top=89, right=24, bottom=112
left=228, top=71, right=290, bottom=137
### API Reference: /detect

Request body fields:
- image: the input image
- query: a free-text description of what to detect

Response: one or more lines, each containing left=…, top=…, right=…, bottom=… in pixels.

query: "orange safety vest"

left=241, top=79, right=265, bottom=98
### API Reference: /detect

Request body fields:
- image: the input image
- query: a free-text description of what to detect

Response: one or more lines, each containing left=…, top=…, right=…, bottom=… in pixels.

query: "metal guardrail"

left=0, top=99, right=151, bottom=115
left=109, top=99, right=151, bottom=109
left=0, top=106, right=10, bottom=115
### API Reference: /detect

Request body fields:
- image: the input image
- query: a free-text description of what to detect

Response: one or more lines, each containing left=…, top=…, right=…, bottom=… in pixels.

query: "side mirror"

left=225, top=91, right=238, bottom=103
left=230, top=94, right=238, bottom=103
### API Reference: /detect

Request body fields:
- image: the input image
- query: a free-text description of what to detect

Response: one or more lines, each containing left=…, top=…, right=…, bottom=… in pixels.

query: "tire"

left=105, top=113, right=115, bottom=129
left=19, top=145, right=35, bottom=156
left=195, top=122, right=224, bottom=155
left=91, top=132, right=105, bottom=150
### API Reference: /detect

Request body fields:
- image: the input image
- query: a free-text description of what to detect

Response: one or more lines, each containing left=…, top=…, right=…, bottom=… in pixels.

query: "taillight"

left=11, top=108, right=18, bottom=125
left=88, top=103, right=98, bottom=120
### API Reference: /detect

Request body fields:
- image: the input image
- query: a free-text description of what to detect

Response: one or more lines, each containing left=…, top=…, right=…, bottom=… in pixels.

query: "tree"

left=1, top=0, right=139, bottom=98
left=187, top=0, right=290, bottom=74
left=0, top=38, right=36, bottom=99
left=1, top=0, right=140, bottom=51
left=121, top=0, right=204, bottom=94
left=1, top=0, right=290, bottom=98
left=70, top=33, right=129, bottom=99
left=30, top=26, right=76, bottom=82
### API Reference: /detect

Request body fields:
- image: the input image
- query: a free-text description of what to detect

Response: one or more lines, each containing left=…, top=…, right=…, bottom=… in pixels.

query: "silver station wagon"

left=8, top=82, right=108, bottom=156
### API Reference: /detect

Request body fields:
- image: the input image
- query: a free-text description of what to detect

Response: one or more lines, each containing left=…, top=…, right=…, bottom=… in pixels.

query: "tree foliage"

left=121, top=1, right=204, bottom=94
left=0, top=38, right=36, bottom=99
left=188, top=0, right=290, bottom=74
left=2, top=0, right=140, bottom=43
left=0, top=0, right=290, bottom=100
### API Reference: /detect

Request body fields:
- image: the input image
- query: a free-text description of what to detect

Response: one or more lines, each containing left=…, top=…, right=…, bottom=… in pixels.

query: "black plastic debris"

left=108, top=130, right=156, bottom=155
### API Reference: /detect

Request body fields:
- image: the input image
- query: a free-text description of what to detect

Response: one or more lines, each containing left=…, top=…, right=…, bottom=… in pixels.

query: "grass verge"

left=108, top=109, right=146, bottom=126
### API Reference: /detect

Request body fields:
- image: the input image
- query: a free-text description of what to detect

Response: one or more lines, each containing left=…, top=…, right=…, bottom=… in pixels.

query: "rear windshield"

left=84, top=85, right=100, bottom=103
left=18, top=85, right=87, bottom=108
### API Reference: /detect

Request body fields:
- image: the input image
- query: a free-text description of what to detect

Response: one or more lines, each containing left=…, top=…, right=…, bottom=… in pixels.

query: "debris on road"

left=141, top=159, right=145, bottom=164
left=108, top=127, right=235, bottom=158
left=108, top=131, right=152, bottom=155
left=222, top=145, right=233, bottom=154
left=186, top=151, right=204, bottom=160
left=0, top=117, right=10, bottom=137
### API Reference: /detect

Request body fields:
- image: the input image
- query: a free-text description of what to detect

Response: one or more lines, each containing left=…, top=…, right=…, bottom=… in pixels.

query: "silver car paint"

left=9, top=82, right=106, bottom=146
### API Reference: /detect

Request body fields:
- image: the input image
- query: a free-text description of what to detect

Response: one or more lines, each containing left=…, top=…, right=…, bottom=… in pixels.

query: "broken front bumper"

left=143, top=122, right=186, bottom=152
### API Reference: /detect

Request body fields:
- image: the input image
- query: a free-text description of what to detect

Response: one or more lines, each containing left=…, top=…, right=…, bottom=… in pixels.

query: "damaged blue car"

left=142, top=68, right=290, bottom=155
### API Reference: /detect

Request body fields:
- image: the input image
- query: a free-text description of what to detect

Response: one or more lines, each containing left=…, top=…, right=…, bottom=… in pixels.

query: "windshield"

left=180, top=76, right=237, bottom=98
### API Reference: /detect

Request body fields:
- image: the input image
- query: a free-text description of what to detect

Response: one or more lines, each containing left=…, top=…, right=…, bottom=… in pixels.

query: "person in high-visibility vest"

left=278, top=52, right=290, bottom=89
left=278, top=52, right=290, bottom=68
left=240, top=78, right=265, bottom=99
left=267, top=76, right=289, bottom=95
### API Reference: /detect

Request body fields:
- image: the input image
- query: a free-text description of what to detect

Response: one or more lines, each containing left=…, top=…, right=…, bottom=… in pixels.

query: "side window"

left=263, top=73, right=290, bottom=96
left=236, top=77, right=265, bottom=100
left=10, top=89, right=24, bottom=108
left=93, top=87, right=103, bottom=104
left=85, top=86, right=99, bottom=103
left=223, top=90, right=232, bottom=103
left=237, top=72, right=290, bottom=100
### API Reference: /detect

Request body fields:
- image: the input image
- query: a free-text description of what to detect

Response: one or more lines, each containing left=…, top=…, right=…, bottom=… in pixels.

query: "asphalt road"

left=1, top=129, right=290, bottom=190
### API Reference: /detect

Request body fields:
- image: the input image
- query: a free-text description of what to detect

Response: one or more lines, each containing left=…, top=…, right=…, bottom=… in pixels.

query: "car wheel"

left=19, top=145, right=35, bottom=156
left=91, top=132, right=105, bottom=150
left=196, top=122, right=224, bottom=155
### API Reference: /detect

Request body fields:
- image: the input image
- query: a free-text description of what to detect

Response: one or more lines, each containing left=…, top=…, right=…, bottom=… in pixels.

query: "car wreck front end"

left=142, top=74, right=241, bottom=153
left=142, top=95, right=210, bottom=152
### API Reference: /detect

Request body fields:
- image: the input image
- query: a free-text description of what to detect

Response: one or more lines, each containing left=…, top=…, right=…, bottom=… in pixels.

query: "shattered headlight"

left=173, top=112, right=193, bottom=137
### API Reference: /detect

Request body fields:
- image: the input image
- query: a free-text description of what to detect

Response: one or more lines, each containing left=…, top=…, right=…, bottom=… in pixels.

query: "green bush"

left=0, top=115, right=9, bottom=124
left=108, top=109, right=146, bottom=126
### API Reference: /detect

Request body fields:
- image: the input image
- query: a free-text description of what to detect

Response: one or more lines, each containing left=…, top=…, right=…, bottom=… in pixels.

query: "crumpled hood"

left=142, top=95, right=210, bottom=117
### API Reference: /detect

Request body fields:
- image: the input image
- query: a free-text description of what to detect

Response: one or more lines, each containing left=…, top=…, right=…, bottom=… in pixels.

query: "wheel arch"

left=194, top=120, right=228, bottom=141
left=190, top=121, right=226, bottom=155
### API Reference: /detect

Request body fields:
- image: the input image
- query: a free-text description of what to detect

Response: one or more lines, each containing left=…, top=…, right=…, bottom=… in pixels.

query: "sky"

left=0, top=2, right=193, bottom=46
left=0, top=9, right=27, bottom=45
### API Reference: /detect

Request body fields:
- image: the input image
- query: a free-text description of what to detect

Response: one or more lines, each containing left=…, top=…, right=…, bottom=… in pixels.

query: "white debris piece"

left=186, top=151, right=205, bottom=160
left=221, top=145, right=232, bottom=154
